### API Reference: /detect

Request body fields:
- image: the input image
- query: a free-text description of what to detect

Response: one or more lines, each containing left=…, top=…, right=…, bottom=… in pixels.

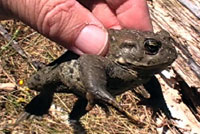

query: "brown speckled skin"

left=26, top=29, right=177, bottom=124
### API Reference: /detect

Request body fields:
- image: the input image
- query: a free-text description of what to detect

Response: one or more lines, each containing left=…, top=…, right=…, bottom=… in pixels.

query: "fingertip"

left=117, top=0, right=153, bottom=31
left=106, top=0, right=153, bottom=31
left=73, top=25, right=109, bottom=55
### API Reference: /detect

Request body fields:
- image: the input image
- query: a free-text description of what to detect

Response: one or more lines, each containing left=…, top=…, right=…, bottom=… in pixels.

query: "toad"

left=19, top=29, right=177, bottom=129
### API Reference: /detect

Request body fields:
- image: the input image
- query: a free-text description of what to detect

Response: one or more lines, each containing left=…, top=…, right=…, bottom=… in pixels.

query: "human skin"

left=0, top=0, right=152, bottom=55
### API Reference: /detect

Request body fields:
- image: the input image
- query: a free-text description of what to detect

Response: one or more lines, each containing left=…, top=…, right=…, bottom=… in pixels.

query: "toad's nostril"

left=144, top=38, right=162, bottom=55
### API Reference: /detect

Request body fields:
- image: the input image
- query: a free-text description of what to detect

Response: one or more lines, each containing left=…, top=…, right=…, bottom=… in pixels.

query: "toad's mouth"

left=128, top=62, right=172, bottom=71
left=123, top=51, right=177, bottom=73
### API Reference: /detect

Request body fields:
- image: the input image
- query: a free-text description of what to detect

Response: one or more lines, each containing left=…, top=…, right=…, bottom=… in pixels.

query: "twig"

left=177, top=0, right=200, bottom=19
left=0, top=24, right=28, bottom=58
left=0, top=24, right=40, bottom=70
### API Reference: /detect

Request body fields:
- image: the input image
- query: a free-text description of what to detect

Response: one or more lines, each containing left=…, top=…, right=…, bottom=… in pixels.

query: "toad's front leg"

left=79, top=55, right=116, bottom=109
left=78, top=55, right=144, bottom=126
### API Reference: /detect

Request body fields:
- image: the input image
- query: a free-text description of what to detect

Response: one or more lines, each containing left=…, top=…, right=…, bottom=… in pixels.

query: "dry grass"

left=0, top=20, right=157, bottom=134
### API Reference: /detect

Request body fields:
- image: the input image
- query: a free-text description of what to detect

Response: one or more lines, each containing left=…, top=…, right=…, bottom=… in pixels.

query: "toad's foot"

left=86, top=91, right=145, bottom=127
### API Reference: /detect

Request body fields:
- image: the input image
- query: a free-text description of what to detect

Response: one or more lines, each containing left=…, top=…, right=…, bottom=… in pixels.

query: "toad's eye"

left=144, top=38, right=161, bottom=55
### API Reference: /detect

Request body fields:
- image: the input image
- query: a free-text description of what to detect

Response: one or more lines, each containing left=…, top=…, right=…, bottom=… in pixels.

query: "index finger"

left=106, top=0, right=153, bottom=31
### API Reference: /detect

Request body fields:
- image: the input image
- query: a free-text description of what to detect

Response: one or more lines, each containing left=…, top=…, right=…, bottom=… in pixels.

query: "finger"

left=0, top=0, right=108, bottom=55
left=105, top=0, right=153, bottom=31
left=91, top=0, right=122, bottom=29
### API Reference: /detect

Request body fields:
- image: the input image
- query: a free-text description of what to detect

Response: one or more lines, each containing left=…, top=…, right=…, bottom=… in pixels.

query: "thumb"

left=0, top=0, right=108, bottom=55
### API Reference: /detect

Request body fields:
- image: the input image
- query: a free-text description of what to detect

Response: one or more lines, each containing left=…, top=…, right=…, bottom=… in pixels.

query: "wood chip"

left=0, top=83, right=16, bottom=91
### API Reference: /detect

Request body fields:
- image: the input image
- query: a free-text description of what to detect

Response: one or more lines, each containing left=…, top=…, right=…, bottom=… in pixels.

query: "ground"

left=0, top=20, right=157, bottom=134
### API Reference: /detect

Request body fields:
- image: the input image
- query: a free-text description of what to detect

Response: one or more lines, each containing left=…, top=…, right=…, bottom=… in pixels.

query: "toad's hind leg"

left=69, top=98, right=88, bottom=134
left=16, top=51, right=80, bottom=124
left=15, top=85, right=55, bottom=125
left=25, top=87, right=54, bottom=116
left=69, top=98, right=88, bottom=121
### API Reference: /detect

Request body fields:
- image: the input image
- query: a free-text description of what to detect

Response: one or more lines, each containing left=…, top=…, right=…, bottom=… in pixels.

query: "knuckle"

left=37, top=0, right=77, bottom=37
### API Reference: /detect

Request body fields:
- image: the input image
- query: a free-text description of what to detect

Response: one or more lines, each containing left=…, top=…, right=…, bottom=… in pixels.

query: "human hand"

left=0, top=0, right=152, bottom=55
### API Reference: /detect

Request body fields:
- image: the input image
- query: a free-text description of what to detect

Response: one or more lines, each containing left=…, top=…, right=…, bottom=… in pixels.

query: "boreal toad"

left=20, top=29, right=177, bottom=129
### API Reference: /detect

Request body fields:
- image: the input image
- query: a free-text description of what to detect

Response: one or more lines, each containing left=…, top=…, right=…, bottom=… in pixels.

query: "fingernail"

left=74, top=25, right=108, bottom=55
